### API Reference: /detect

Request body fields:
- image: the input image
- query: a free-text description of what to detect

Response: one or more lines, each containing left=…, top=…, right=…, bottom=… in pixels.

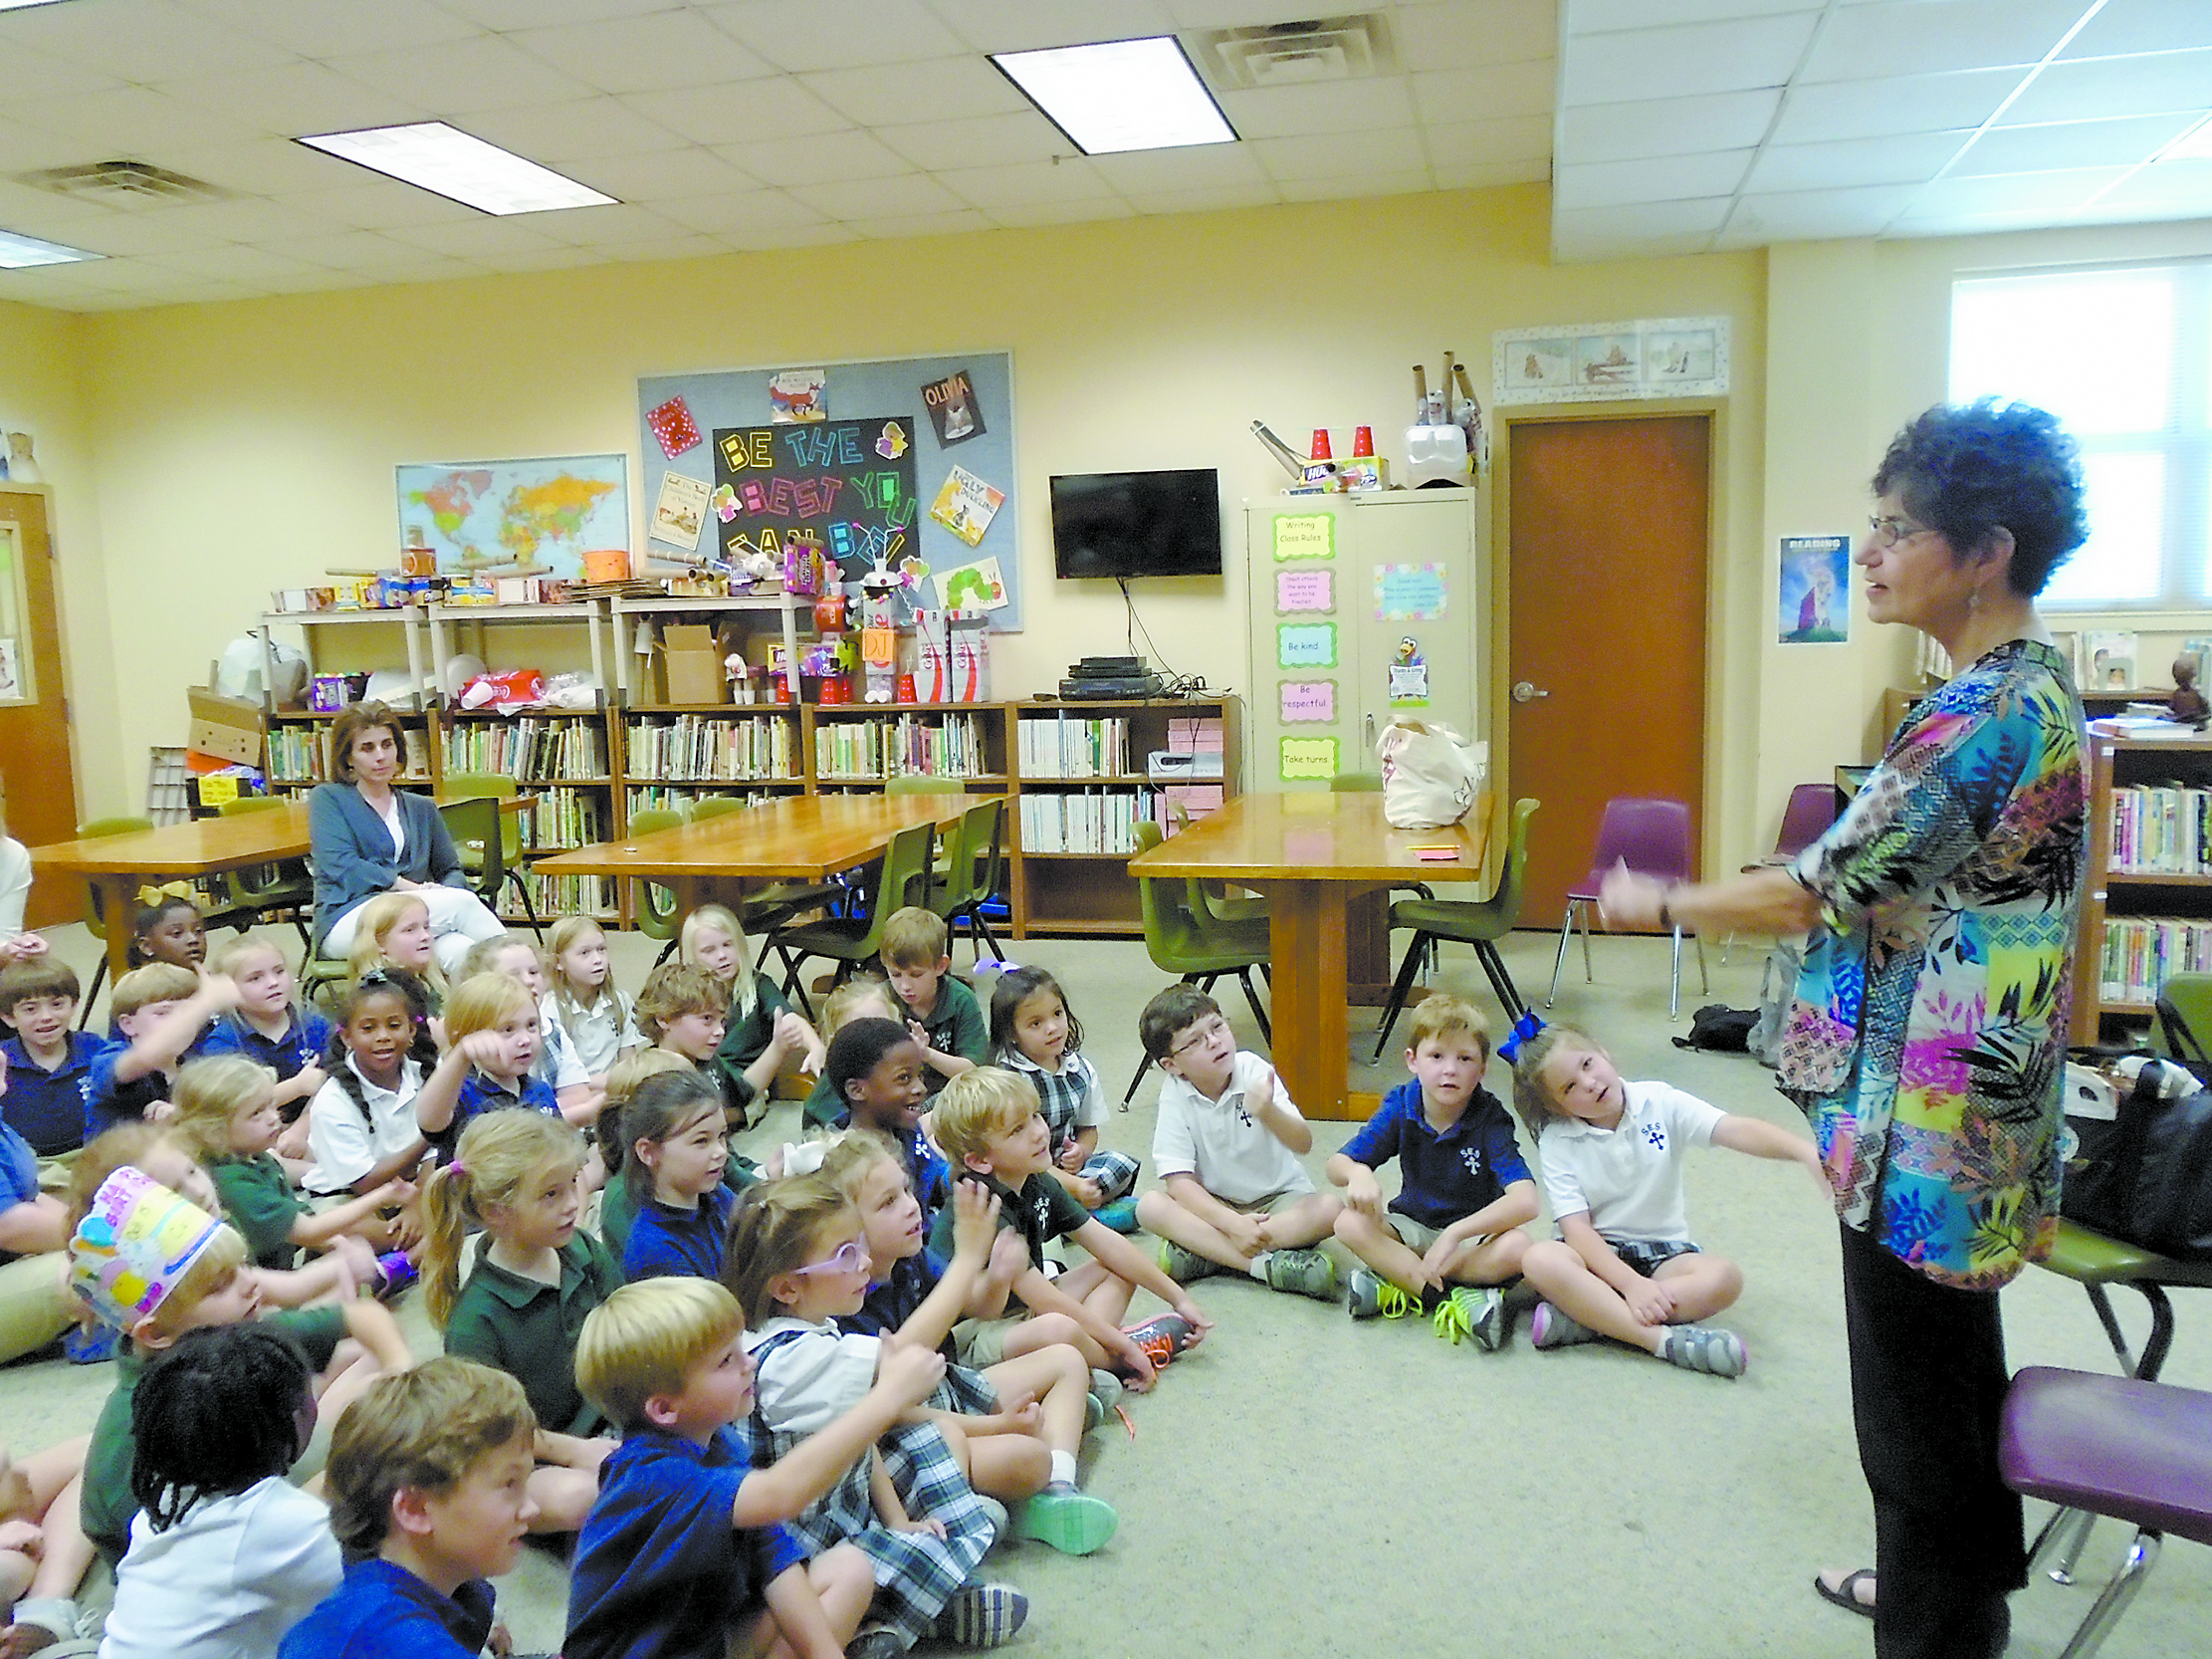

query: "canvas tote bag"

left=1377, top=720, right=1483, bottom=830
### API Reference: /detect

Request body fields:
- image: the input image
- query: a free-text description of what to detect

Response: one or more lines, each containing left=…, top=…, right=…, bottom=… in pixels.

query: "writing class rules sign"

left=713, top=420, right=918, bottom=586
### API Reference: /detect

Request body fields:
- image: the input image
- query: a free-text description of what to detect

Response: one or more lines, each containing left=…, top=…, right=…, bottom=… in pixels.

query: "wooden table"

left=531, top=792, right=992, bottom=918
left=1128, top=791, right=1491, bottom=1120
left=33, top=795, right=534, bottom=979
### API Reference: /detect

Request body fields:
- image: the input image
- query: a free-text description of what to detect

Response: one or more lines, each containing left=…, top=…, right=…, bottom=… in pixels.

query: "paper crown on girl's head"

left=68, top=1166, right=225, bottom=1330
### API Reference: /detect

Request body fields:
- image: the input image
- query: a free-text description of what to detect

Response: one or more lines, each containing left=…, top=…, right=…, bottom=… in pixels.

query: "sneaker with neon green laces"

left=1262, top=1247, right=1338, bottom=1303
left=1012, top=1485, right=1120, bottom=1555
left=1436, top=1286, right=1506, bottom=1350
left=1156, top=1237, right=1221, bottom=1285
left=1346, top=1266, right=1424, bottom=1320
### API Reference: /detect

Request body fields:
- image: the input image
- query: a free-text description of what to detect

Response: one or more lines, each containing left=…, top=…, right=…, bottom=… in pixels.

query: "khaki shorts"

left=951, top=1313, right=1026, bottom=1369
left=1387, top=1214, right=1444, bottom=1252
left=1222, top=1187, right=1316, bottom=1217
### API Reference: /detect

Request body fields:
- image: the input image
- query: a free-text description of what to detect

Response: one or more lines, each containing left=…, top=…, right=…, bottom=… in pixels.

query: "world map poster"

left=396, top=454, right=629, bottom=580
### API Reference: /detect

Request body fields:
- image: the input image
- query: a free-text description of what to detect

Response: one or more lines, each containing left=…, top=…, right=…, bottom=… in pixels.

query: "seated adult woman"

left=309, top=701, right=502, bottom=974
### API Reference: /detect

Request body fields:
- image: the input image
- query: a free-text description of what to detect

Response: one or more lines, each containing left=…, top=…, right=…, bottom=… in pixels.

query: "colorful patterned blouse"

left=1780, top=638, right=2087, bottom=1291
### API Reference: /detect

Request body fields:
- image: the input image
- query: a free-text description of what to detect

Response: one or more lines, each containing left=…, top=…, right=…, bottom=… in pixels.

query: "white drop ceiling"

left=0, top=0, right=2203, bottom=312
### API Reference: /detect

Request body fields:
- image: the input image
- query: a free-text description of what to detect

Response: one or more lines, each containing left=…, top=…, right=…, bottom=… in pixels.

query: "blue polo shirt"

left=195, top=1008, right=335, bottom=1084
left=831, top=1109, right=951, bottom=1222
left=0, top=1120, right=42, bottom=1265
left=278, top=1556, right=497, bottom=1659
left=0, top=1033, right=105, bottom=1156
left=844, top=1250, right=956, bottom=1362
left=83, top=1047, right=170, bottom=1142
left=621, top=1186, right=733, bottom=1283
left=566, top=1425, right=806, bottom=1659
left=1340, top=1079, right=1533, bottom=1233
left=427, top=1071, right=559, bottom=1164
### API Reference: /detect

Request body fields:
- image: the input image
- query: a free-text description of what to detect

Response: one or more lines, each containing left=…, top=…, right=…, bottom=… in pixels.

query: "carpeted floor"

left=9, top=919, right=2207, bottom=1659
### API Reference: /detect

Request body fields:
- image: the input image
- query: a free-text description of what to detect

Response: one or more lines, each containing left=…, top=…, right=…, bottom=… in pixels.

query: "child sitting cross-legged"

left=681, top=904, right=824, bottom=1126
left=726, top=1175, right=1026, bottom=1657
left=636, top=964, right=729, bottom=1076
left=989, top=965, right=1140, bottom=1235
left=460, top=934, right=604, bottom=1127
left=822, top=1019, right=951, bottom=1226
left=99, top=1322, right=341, bottom=1659
left=594, top=1049, right=695, bottom=1264
left=566, top=1276, right=942, bottom=1659
left=192, top=937, right=334, bottom=1166
left=412, top=972, right=563, bottom=1169
left=1132, top=985, right=1343, bottom=1304
left=619, top=1068, right=749, bottom=1283
left=933, top=1067, right=1211, bottom=1387
left=545, top=916, right=641, bottom=1089
left=823, top=1129, right=1118, bottom=1556
left=278, top=1357, right=540, bottom=1659
left=84, top=965, right=221, bottom=1140
left=1326, top=995, right=1536, bottom=1345
left=878, top=909, right=987, bottom=1096
left=800, top=976, right=900, bottom=1129
left=0, top=959, right=104, bottom=1160
left=303, top=975, right=429, bottom=1221
left=0, top=1435, right=95, bottom=1656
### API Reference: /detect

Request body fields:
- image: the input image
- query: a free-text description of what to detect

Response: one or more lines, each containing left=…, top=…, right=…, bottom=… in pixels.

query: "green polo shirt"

left=800, top=1071, right=842, bottom=1129
left=83, top=1304, right=344, bottom=1561
left=209, top=1152, right=304, bottom=1271
left=711, top=973, right=795, bottom=1114
left=907, top=974, right=988, bottom=1096
left=445, top=1232, right=622, bottom=1437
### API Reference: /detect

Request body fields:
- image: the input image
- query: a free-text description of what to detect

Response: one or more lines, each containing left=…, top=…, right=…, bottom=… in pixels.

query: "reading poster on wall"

left=637, top=352, right=1020, bottom=629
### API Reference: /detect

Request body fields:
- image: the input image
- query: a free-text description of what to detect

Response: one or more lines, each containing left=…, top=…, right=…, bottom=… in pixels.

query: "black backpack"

left=1673, top=1004, right=1757, bottom=1054
left=2061, top=1009, right=2212, bottom=1261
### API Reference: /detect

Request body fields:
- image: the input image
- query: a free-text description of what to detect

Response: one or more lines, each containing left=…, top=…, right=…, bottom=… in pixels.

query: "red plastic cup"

left=897, top=674, right=918, bottom=704
left=1352, top=425, right=1374, bottom=457
left=1310, top=428, right=1332, bottom=460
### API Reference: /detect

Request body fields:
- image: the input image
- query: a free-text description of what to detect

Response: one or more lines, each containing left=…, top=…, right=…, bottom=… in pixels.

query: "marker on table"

left=1410, top=844, right=1460, bottom=861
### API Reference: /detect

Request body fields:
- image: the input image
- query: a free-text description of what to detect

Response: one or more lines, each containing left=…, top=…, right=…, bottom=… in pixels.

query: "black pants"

left=1839, top=1222, right=2024, bottom=1659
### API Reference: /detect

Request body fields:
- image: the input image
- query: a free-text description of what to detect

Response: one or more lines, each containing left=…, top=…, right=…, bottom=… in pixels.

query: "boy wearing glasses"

left=1132, top=985, right=1343, bottom=1302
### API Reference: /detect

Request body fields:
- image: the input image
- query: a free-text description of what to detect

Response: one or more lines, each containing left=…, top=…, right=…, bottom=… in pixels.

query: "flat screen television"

left=1049, top=468, right=1222, bottom=580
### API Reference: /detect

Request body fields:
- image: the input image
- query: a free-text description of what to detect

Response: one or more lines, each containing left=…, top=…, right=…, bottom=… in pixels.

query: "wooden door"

left=0, top=489, right=82, bottom=925
left=1506, top=416, right=1709, bottom=928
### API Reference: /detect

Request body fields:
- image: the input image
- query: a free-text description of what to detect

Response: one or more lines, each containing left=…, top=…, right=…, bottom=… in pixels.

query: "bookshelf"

left=806, top=703, right=1006, bottom=787
left=2073, top=731, right=2212, bottom=1041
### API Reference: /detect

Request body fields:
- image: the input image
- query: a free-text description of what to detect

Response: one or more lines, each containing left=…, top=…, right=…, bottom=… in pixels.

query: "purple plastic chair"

left=1545, top=796, right=1706, bottom=1020
left=1724, top=782, right=1841, bottom=961
left=2000, top=1366, right=2212, bottom=1658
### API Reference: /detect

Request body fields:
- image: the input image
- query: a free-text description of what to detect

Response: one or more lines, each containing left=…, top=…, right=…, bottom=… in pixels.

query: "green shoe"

left=1262, top=1247, right=1338, bottom=1302
left=1012, top=1484, right=1120, bottom=1556
left=1093, top=1196, right=1141, bottom=1234
left=1437, top=1286, right=1505, bottom=1350
left=1156, top=1237, right=1222, bottom=1285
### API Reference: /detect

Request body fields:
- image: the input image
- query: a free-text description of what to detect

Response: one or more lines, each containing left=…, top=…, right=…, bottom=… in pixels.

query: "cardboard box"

left=187, top=688, right=266, bottom=768
left=661, top=623, right=728, bottom=705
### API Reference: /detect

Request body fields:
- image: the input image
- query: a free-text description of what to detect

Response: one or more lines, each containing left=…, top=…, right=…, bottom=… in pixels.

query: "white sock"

left=1048, top=1451, right=1077, bottom=1488
left=1247, top=1250, right=1273, bottom=1281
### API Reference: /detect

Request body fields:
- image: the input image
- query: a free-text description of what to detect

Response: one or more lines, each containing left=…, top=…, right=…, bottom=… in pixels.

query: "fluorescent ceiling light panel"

left=0, top=228, right=100, bottom=268
left=296, top=121, right=616, bottom=215
left=2159, top=116, right=2212, bottom=164
left=991, top=37, right=1235, bottom=155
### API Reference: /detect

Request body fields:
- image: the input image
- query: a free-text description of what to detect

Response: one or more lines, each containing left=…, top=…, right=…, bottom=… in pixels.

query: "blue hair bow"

left=1496, top=1010, right=1545, bottom=1065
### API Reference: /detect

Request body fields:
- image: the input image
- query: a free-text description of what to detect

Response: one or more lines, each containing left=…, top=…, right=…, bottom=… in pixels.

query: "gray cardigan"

left=309, top=782, right=469, bottom=947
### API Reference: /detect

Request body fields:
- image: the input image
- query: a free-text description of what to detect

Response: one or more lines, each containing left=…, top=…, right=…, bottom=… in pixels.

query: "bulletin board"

left=636, top=352, right=1020, bottom=630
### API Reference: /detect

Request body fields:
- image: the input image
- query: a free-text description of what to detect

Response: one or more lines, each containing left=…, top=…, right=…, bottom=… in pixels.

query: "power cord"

left=1116, top=578, right=1221, bottom=699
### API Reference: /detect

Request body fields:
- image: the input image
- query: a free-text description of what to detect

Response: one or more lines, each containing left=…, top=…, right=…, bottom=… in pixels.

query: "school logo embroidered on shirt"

left=1644, top=1122, right=1669, bottom=1151
left=1459, top=1147, right=1485, bottom=1177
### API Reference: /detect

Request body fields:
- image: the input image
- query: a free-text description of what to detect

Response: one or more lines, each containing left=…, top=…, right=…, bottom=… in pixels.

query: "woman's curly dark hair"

left=1873, top=399, right=2088, bottom=597
left=130, top=1322, right=315, bottom=1533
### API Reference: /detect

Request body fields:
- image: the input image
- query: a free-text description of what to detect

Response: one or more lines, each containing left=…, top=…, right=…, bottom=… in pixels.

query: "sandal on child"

left=1813, top=1568, right=1877, bottom=1620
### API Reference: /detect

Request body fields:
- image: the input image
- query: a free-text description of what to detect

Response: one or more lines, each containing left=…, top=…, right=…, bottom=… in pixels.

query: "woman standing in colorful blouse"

left=1600, top=399, right=2089, bottom=1659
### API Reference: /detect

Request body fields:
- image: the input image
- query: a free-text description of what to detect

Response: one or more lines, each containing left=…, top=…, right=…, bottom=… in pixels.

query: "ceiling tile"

left=270, top=182, right=483, bottom=231
left=1744, top=129, right=1970, bottom=191
left=1555, top=195, right=1729, bottom=235
left=2060, top=0, right=2212, bottom=60
left=1434, top=155, right=1550, bottom=188
left=1085, top=141, right=1268, bottom=191
left=0, top=1, right=296, bottom=85
left=651, top=188, right=829, bottom=234
left=1718, top=180, right=1916, bottom=241
left=141, top=244, right=335, bottom=284
left=706, top=0, right=966, bottom=73
left=564, top=146, right=760, bottom=202
left=594, top=232, right=731, bottom=262
left=1770, top=66, right=2027, bottom=143
left=875, top=112, right=1070, bottom=170
left=0, top=45, right=125, bottom=104
left=435, top=0, right=673, bottom=30
left=1800, top=0, right=2083, bottom=84
left=137, top=139, right=350, bottom=197
left=510, top=11, right=777, bottom=96
left=922, top=0, right=1177, bottom=55
left=785, top=171, right=967, bottom=218
left=718, top=129, right=915, bottom=188
left=1120, top=181, right=1281, bottom=213
left=1554, top=146, right=1752, bottom=208
left=153, top=63, right=432, bottom=142
left=1393, top=0, right=1557, bottom=70
left=1562, top=12, right=1819, bottom=105
left=801, top=56, right=1033, bottom=126
left=516, top=201, right=692, bottom=245
left=0, top=115, right=111, bottom=176
left=1558, top=89, right=1780, bottom=160
left=1162, top=0, right=1338, bottom=25
left=343, top=257, right=497, bottom=287
left=1893, top=163, right=2133, bottom=220
left=1216, top=79, right=1419, bottom=141
left=176, top=0, right=483, bottom=59
left=1410, top=59, right=1555, bottom=122
left=1567, top=0, right=1817, bottom=31
left=0, top=181, right=112, bottom=234
left=984, top=197, right=1139, bottom=228
left=2094, top=154, right=2212, bottom=210
left=470, top=244, right=619, bottom=273
left=375, top=217, right=568, bottom=258
left=843, top=207, right=995, bottom=240
left=250, top=229, right=440, bottom=268
left=622, top=80, right=852, bottom=148
left=1278, top=169, right=1436, bottom=201
left=1250, top=126, right=1428, bottom=180
left=322, top=35, right=597, bottom=117
left=718, top=220, right=863, bottom=250
left=29, top=211, right=220, bottom=258
left=7, top=86, right=269, bottom=154
left=120, top=196, right=339, bottom=244
left=465, top=98, right=696, bottom=165
left=936, top=156, right=1115, bottom=207
left=1958, top=111, right=2204, bottom=175
left=2001, top=48, right=2212, bottom=124
left=1426, top=114, right=1551, bottom=167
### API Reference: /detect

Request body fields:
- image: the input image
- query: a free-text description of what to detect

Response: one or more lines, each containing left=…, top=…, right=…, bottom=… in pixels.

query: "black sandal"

left=1813, top=1568, right=1876, bottom=1620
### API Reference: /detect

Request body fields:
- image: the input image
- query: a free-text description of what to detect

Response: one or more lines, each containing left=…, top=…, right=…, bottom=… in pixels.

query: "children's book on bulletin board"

left=636, top=353, right=1020, bottom=630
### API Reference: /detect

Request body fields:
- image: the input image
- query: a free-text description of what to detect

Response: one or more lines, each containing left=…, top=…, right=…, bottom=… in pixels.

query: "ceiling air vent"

left=15, top=160, right=233, bottom=206
left=1189, top=14, right=1397, bottom=91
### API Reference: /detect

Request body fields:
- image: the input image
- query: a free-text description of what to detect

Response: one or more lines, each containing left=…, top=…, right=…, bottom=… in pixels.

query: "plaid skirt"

left=1078, top=1150, right=1140, bottom=1203
left=936, top=1360, right=999, bottom=1416
left=732, top=1414, right=997, bottom=1648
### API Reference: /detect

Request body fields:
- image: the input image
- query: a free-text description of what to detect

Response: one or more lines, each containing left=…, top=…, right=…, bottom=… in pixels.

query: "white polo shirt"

left=747, top=1315, right=882, bottom=1436
left=1537, top=1079, right=1723, bottom=1244
left=1152, top=1050, right=1316, bottom=1205
left=304, top=1053, right=425, bottom=1194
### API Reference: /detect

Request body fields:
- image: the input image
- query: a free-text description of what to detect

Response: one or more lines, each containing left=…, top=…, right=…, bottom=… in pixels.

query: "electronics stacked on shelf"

left=814, top=712, right=989, bottom=781
left=442, top=717, right=608, bottom=782
left=625, top=714, right=799, bottom=783
left=1147, top=714, right=1225, bottom=830
left=1056, top=655, right=1167, bottom=700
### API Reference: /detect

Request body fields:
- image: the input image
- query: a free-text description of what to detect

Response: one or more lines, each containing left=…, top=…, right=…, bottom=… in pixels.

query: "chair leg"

left=506, top=870, right=544, bottom=942
left=2046, top=1506, right=2100, bottom=1586
left=1372, top=932, right=1432, bottom=1065
left=1235, top=969, right=1272, bottom=1045
left=971, top=910, right=1004, bottom=964
left=1473, top=940, right=1527, bottom=1021
left=2055, top=1528, right=2161, bottom=1659
left=1578, top=899, right=1594, bottom=982
left=654, top=936, right=680, bottom=968
left=79, top=955, right=109, bottom=1029
left=1546, top=903, right=1577, bottom=1008
left=1694, top=929, right=1708, bottom=994
left=1669, top=925, right=1684, bottom=1023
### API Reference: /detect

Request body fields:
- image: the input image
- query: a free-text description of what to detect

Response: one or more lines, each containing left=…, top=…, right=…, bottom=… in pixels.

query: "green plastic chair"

left=73, top=816, right=151, bottom=1029
left=2153, top=973, right=2212, bottom=1068
left=217, top=795, right=315, bottom=952
left=915, top=798, right=1006, bottom=965
left=440, top=774, right=540, bottom=939
left=762, top=820, right=937, bottom=1019
left=691, top=794, right=842, bottom=944
left=1122, top=820, right=1272, bottom=1104
left=625, top=808, right=685, bottom=968
left=1372, top=798, right=1540, bottom=1060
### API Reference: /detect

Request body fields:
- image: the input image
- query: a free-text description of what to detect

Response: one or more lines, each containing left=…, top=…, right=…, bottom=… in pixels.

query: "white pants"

left=324, top=885, right=505, bottom=975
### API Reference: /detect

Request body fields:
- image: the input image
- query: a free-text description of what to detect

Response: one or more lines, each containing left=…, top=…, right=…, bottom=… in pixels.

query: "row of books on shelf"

left=518, top=788, right=604, bottom=851
left=624, top=786, right=781, bottom=818
left=507, top=872, right=614, bottom=920
left=2098, top=915, right=2212, bottom=1004
left=625, top=716, right=799, bottom=783
left=2108, top=786, right=2212, bottom=873
left=815, top=714, right=989, bottom=781
left=1020, top=790, right=1164, bottom=854
left=267, top=724, right=429, bottom=784
left=1017, top=715, right=1133, bottom=779
left=442, top=718, right=608, bottom=783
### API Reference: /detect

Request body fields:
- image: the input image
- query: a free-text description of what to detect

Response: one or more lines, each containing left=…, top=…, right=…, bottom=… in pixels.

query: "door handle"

left=1511, top=680, right=1549, bottom=704
left=1363, top=712, right=1375, bottom=747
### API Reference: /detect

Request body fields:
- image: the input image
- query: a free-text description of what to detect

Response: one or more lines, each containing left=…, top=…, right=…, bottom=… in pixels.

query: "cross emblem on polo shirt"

left=1459, top=1147, right=1484, bottom=1176
left=1644, top=1123, right=1668, bottom=1151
